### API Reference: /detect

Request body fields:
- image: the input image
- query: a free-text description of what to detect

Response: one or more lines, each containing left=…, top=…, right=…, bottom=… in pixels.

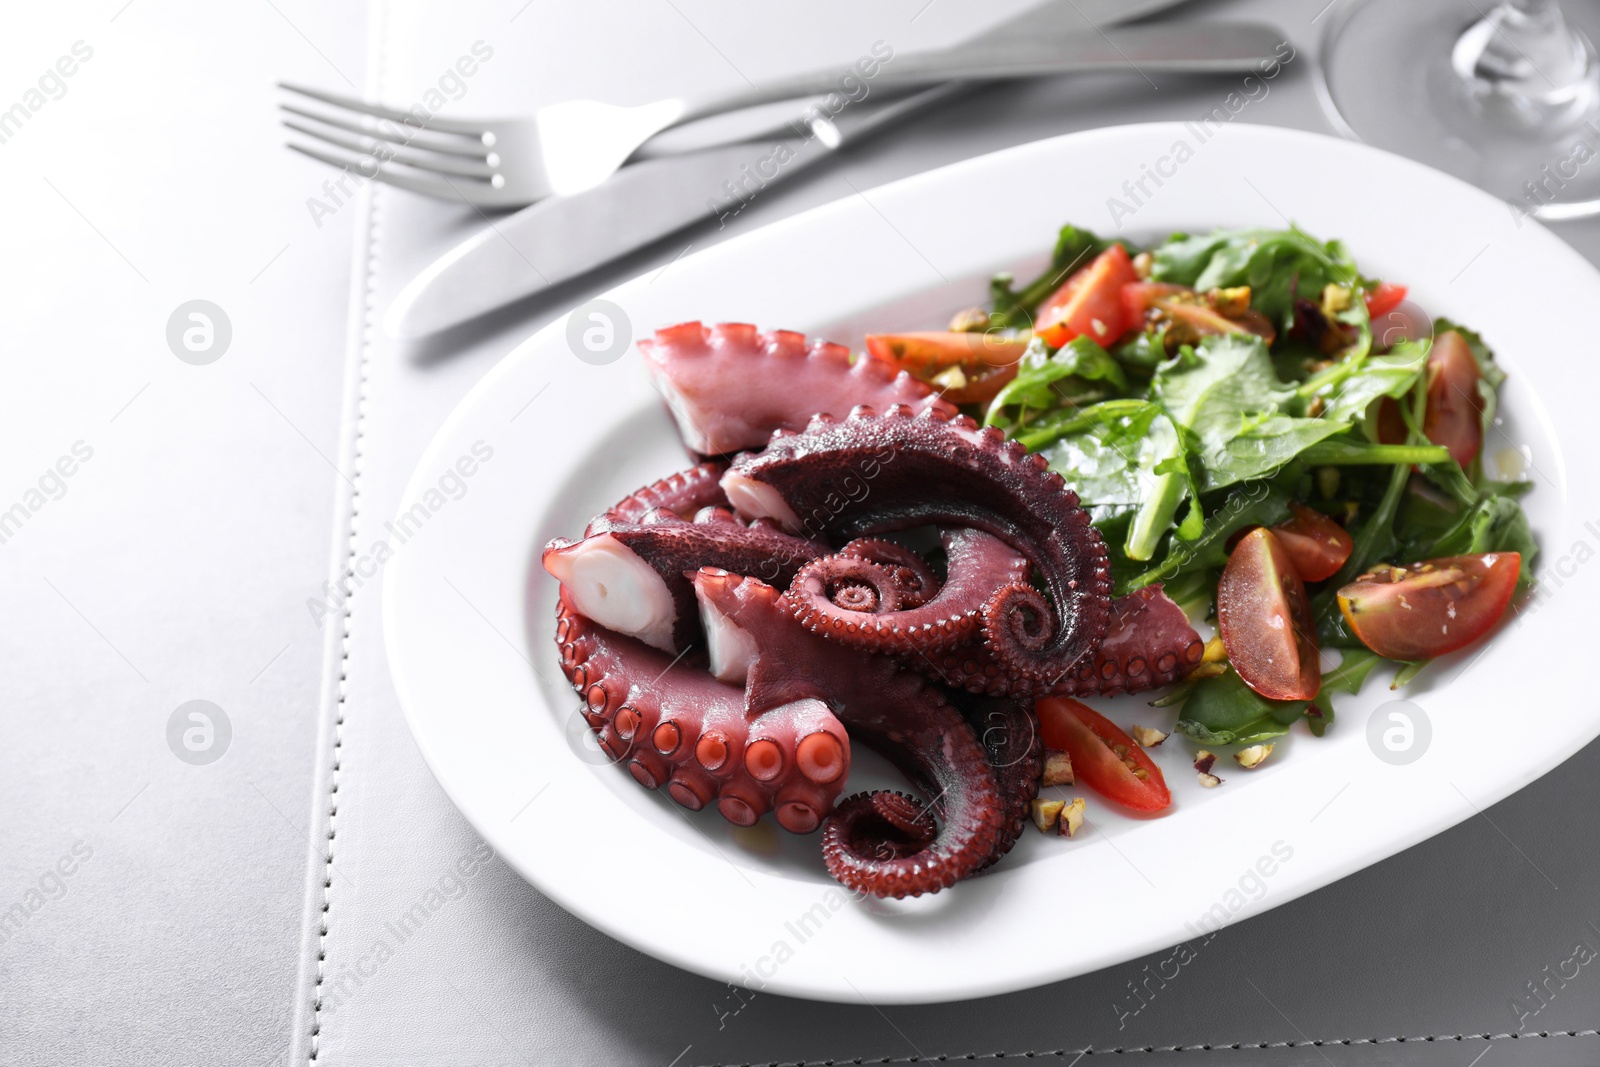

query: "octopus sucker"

left=586, top=461, right=730, bottom=535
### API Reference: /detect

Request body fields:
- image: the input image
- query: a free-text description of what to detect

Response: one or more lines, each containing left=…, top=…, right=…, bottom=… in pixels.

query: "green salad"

left=864, top=223, right=1537, bottom=748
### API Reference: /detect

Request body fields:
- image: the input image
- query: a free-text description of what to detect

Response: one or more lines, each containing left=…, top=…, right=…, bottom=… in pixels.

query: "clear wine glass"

left=1317, top=0, right=1600, bottom=219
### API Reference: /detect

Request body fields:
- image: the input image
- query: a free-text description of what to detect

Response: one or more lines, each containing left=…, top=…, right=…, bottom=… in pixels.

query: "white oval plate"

left=385, top=123, right=1596, bottom=1004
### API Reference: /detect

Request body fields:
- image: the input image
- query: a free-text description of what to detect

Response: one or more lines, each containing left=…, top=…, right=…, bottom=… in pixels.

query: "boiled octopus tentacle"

left=586, top=460, right=730, bottom=535
left=784, top=528, right=1030, bottom=656
left=693, top=567, right=1003, bottom=898
left=640, top=321, right=956, bottom=457
left=960, top=694, right=1042, bottom=872
left=924, top=585, right=1204, bottom=698
left=545, top=505, right=827, bottom=653
left=722, top=405, right=1112, bottom=687
left=555, top=591, right=851, bottom=832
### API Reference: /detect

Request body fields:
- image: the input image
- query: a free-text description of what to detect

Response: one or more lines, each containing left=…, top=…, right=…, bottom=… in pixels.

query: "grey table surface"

left=4, top=1, right=1599, bottom=1065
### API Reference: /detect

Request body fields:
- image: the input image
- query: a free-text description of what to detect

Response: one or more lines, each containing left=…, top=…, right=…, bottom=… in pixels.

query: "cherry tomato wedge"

left=1421, top=330, right=1484, bottom=469
left=1036, top=244, right=1137, bottom=348
left=1217, top=528, right=1321, bottom=701
left=1364, top=281, right=1409, bottom=319
left=1376, top=329, right=1483, bottom=468
left=863, top=331, right=1030, bottom=375
left=1037, top=697, right=1171, bottom=812
left=1337, top=552, right=1520, bottom=660
left=1271, top=503, right=1354, bottom=582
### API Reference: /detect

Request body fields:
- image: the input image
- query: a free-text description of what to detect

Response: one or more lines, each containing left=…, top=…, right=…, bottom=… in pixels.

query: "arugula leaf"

left=1321, top=647, right=1385, bottom=695
left=984, top=337, right=1128, bottom=433
left=1150, top=334, right=1350, bottom=491
left=1174, top=668, right=1305, bottom=746
left=1110, top=326, right=1170, bottom=376
left=1150, top=226, right=1365, bottom=330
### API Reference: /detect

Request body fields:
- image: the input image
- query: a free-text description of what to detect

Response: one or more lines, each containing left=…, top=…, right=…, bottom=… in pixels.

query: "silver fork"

left=280, top=19, right=1287, bottom=209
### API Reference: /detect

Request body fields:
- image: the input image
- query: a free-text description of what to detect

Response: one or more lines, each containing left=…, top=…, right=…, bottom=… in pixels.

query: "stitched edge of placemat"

left=287, top=2, right=387, bottom=1062
left=687, top=1027, right=1600, bottom=1066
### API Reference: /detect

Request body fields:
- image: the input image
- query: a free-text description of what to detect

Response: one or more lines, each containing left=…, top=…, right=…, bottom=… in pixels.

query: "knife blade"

left=385, top=0, right=1239, bottom=339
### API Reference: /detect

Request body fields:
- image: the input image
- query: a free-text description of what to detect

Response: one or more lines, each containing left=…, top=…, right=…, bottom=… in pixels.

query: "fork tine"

left=286, top=141, right=498, bottom=204
left=282, top=119, right=498, bottom=179
left=277, top=80, right=489, bottom=139
left=279, top=102, right=492, bottom=159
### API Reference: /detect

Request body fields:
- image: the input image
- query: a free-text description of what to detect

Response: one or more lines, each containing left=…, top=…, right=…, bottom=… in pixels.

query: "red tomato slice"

left=1364, top=281, right=1408, bottom=319
left=1337, top=552, right=1520, bottom=660
left=1375, top=330, right=1484, bottom=468
left=863, top=331, right=1030, bottom=375
left=1271, top=503, right=1354, bottom=582
left=1217, top=528, right=1321, bottom=700
left=1036, top=244, right=1137, bottom=348
left=1037, top=697, right=1171, bottom=812
left=1422, top=330, right=1484, bottom=469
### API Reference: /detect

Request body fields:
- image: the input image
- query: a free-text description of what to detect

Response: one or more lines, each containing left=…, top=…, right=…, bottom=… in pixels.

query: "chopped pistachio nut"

left=1132, top=251, right=1154, bottom=279
left=1321, top=283, right=1352, bottom=315
left=1208, top=286, right=1252, bottom=317
left=1234, top=743, right=1275, bottom=769
left=1058, top=797, right=1087, bottom=838
left=1041, top=749, right=1074, bottom=786
left=1131, top=725, right=1167, bottom=748
left=947, top=306, right=991, bottom=333
left=1031, top=797, right=1065, bottom=833
left=930, top=365, right=968, bottom=391
left=1197, top=771, right=1224, bottom=788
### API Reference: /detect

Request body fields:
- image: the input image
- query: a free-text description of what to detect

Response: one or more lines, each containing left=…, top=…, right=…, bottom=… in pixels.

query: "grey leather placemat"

left=291, top=1, right=1600, bottom=1064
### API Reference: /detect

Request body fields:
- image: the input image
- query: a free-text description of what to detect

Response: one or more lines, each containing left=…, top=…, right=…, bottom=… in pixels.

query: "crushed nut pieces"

left=1194, top=749, right=1224, bottom=787
left=1234, top=743, right=1274, bottom=769
left=1041, top=749, right=1074, bottom=786
left=1131, top=725, right=1167, bottom=748
left=1059, top=797, right=1087, bottom=838
left=1031, top=797, right=1065, bottom=833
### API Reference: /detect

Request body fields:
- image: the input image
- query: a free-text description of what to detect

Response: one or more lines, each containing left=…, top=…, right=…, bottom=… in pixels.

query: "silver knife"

left=386, top=1, right=1274, bottom=339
